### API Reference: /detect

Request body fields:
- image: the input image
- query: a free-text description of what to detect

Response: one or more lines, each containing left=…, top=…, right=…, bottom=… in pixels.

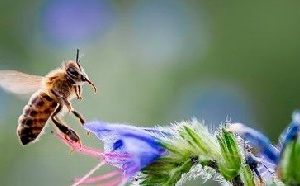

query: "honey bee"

left=0, top=49, right=97, bottom=145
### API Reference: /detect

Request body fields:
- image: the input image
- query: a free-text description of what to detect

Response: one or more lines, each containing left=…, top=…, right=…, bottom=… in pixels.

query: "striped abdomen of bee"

left=17, top=92, right=57, bottom=145
left=0, top=49, right=97, bottom=145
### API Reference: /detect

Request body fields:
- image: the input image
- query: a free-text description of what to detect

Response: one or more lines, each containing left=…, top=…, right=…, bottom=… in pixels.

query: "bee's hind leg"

left=51, top=104, right=80, bottom=144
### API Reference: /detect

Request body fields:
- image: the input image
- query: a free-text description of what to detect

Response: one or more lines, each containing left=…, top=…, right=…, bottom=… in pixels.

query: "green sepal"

left=279, top=136, right=300, bottom=185
left=240, top=164, right=255, bottom=186
left=217, top=128, right=241, bottom=180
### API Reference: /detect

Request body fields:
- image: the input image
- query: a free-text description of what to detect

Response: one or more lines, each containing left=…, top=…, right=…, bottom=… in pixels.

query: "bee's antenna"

left=76, top=49, right=80, bottom=62
left=75, top=48, right=81, bottom=68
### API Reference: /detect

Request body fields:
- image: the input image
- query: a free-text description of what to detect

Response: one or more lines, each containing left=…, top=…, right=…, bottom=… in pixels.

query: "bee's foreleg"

left=51, top=104, right=80, bottom=143
left=71, top=109, right=89, bottom=135
left=75, top=85, right=82, bottom=100
left=51, top=89, right=72, bottom=112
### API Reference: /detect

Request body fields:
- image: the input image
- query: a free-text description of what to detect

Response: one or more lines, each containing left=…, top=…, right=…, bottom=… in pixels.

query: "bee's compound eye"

left=68, top=67, right=79, bottom=76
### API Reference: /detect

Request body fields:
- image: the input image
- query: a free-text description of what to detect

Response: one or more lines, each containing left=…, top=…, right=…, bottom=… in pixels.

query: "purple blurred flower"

left=41, top=0, right=114, bottom=46
left=84, top=121, right=166, bottom=177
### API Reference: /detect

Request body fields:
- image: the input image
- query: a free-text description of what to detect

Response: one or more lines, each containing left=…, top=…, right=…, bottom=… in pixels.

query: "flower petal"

left=84, top=121, right=166, bottom=177
left=228, top=123, right=279, bottom=164
left=279, top=111, right=300, bottom=149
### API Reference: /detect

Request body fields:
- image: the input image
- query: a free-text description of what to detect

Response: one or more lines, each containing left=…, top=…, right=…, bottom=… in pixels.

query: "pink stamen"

left=74, top=170, right=121, bottom=184
left=55, top=132, right=105, bottom=158
left=71, top=161, right=106, bottom=186
left=104, top=152, right=132, bottom=159
left=54, top=132, right=133, bottom=186
left=78, top=145, right=105, bottom=158
left=55, top=132, right=132, bottom=159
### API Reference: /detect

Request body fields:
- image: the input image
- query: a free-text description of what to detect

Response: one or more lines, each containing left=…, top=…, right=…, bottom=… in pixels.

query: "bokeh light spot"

left=40, top=0, right=114, bottom=46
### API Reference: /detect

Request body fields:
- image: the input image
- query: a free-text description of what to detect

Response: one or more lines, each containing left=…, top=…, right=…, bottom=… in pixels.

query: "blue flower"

left=279, top=111, right=300, bottom=150
left=228, top=111, right=300, bottom=183
left=84, top=121, right=166, bottom=177
left=228, top=122, right=280, bottom=164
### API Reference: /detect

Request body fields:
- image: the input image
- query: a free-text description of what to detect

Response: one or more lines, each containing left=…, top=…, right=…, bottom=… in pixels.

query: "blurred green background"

left=1, top=0, right=300, bottom=185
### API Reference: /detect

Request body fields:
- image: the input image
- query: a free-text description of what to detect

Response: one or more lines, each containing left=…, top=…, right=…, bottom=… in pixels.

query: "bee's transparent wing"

left=0, top=70, right=43, bottom=95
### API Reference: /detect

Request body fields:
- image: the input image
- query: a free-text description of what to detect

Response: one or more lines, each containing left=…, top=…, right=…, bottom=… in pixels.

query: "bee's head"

left=65, top=49, right=97, bottom=93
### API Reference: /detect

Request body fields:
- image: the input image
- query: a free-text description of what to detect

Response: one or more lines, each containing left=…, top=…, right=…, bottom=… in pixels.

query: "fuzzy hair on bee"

left=0, top=49, right=97, bottom=145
